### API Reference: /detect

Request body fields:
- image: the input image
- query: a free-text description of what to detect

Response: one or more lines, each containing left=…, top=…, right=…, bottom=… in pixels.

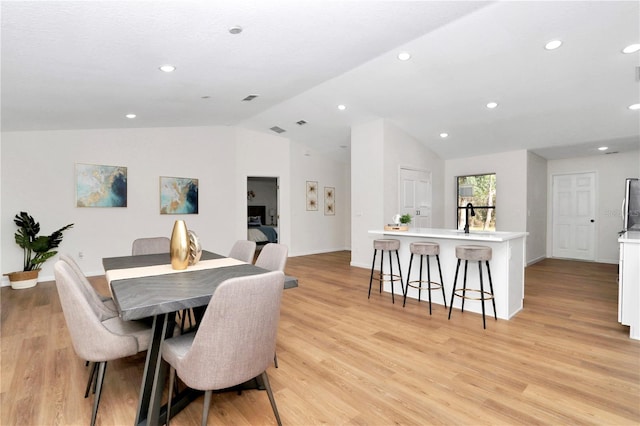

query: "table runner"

left=106, top=257, right=246, bottom=284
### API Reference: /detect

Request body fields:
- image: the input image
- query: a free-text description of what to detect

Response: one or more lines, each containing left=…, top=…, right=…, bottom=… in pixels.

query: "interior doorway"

left=247, top=176, right=280, bottom=249
left=551, top=172, right=596, bottom=260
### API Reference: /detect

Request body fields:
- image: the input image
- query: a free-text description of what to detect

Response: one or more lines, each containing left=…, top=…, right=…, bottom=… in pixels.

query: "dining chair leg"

left=274, top=352, right=279, bottom=368
left=201, top=390, right=212, bottom=426
left=85, top=362, right=98, bottom=398
left=166, top=366, right=175, bottom=426
left=179, top=308, right=195, bottom=333
left=92, top=364, right=100, bottom=395
left=91, top=361, right=107, bottom=426
left=261, top=371, right=283, bottom=426
left=187, top=308, right=194, bottom=329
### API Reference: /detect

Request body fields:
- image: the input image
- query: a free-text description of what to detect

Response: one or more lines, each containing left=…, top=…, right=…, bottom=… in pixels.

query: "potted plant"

left=7, top=212, right=73, bottom=289
left=400, top=214, right=412, bottom=225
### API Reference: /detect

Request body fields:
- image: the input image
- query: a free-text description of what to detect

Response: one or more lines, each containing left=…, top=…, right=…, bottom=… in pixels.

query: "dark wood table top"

left=103, top=250, right=297, bottom=320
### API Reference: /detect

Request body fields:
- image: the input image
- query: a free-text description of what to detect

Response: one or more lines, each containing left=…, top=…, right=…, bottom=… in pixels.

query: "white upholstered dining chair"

left=59, top=253, right=117, bottom=320
left=131, top=236, right=170, bottom=255
left=131, top=236, right=194, bottom=331
left=162, top=271, right=285, bottom=426
left=254, top=243, right=288, bottom=272
left=228, top=239, right=257, bottom=263
left=54, top=260, right=152, bottom=426
left=254, top=243, right=288, bottom=367
left=59, top=253, right=120, bottom=398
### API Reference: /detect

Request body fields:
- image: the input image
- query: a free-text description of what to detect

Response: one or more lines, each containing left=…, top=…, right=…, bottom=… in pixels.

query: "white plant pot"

left=8, top=270, right=40, bottom=290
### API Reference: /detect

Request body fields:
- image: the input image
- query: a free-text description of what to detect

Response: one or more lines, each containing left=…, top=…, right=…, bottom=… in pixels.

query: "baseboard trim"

left=289, top=247, right=351, bottom=257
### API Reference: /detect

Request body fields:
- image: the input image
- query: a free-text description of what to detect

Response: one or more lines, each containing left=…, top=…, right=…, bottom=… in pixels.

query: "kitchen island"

left=369, top=228, right=528, bottom=320
left=618, top=231, right=639, bottom=340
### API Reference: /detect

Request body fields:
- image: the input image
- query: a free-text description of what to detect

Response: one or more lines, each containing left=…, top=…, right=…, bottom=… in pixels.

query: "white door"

left=552, top=172, right=596, bottom=260
left=399, top=168, right=432, bottom=228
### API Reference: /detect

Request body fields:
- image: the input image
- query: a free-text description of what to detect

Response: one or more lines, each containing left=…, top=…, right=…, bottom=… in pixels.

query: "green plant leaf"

left=30, top=251, right=57, bottom=270
left=13, top=211, right=73, bottom=271
left=14, top=212, right=40, bottom=238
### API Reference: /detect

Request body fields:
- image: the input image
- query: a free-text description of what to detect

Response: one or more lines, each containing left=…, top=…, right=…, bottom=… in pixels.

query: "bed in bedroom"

left=248, top=205, right=278, bottom=246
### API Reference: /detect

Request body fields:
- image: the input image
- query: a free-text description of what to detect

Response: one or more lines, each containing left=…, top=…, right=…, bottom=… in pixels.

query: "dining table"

left=103, top=250, right=298, bottom=426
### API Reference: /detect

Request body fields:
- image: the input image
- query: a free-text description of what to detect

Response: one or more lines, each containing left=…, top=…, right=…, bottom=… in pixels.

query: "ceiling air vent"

left=296, top=120, right=307, bottom=126
left=605, top=151, right=619, bottom=155
left=636, top=67, right=640, bottom=82
left=270, top=126, right=286, bottom=134
left=242, top=94, right=259, bottom=101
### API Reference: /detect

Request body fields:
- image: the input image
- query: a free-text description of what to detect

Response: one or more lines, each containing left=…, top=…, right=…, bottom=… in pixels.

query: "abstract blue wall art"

left=160, top=176, right=199, bottom=214
left=76, top=163, right=127, bottom=207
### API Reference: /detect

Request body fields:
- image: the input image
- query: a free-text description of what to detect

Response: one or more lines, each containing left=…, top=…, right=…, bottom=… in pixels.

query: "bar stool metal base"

left=368, top=239, right=404, bottom=304
left=448, top=257, right=497, bottom=329
left=402, top=253, right=447, bottom=314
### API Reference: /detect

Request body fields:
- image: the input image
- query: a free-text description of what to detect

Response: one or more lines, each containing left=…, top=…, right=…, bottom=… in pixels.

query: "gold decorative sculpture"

left=170, top=220, right=189, bottom=270
left=188, top=230, right=202, bottom=265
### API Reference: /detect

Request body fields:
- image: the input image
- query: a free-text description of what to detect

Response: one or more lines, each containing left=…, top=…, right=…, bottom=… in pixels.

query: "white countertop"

left=370, top=228, right=528, bottom=242
left=619, top=231, right=640, bottom=243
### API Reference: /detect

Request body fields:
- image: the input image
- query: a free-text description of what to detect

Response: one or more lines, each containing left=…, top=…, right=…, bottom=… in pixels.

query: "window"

left=457, top=173, right=496, bottom=231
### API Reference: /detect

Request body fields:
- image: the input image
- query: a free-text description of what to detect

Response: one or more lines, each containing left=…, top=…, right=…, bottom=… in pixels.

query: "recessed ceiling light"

left=545, top=40, right=562, bottom=50
left=486, top=102, right=498, bottom=109
left=598, top=146, right=608, bottom=151
left=440, top=133, right=449, bottom=138
left=125, top=113, right=136, bottom=119
left=229, top=26, right=243, bottom=35
left=622, top=44, right=640, bottom=54
left=159, top=64, right=176, bottom=73
left=397, top=51, right=411, bottom=61
left=629, top=103, right=640, bottom=110
left=337, top=104, right=346, bottom=111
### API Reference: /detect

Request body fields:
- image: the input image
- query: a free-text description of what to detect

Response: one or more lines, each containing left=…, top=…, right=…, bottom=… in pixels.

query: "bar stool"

left=448, top=245, right=496, bottom=329
left=402, top=242, right=447, bottom=314
left=368, top=239, right=404, bottom=304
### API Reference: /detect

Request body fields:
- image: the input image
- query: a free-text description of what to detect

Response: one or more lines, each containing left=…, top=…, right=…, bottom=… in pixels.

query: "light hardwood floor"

left=1, top=252, right=639, bottom=425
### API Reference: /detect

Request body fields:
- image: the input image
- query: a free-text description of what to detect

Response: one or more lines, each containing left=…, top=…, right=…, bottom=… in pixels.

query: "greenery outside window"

left=457, top=173, right=496, bottom=231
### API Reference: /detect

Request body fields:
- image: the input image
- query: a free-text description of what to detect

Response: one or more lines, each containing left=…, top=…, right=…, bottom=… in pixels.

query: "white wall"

left=547, top=150, right=640, bottom=264
left=445, top=150, right=529, bottom=233
left=234, top=127, right=291, bottom=255
left=527, top=152, right=547, bottom=264
left=0, top=137, right=3, bottom=286
left=383, top=121, right=445, bottom=228
left=2, top=126, right=234, bottom=280
left=351, top=120, right=385, bottom=268
left=1, top=125, right=349, bottom=282
left=351, top=119, right=445, bottom=268
left=289, top=138, right=350, bottom=256
left=445, top=150, right=532, bottom=264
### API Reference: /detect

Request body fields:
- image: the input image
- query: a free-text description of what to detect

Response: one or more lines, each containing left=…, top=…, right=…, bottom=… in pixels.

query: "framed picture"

left=76, top=163, right=127, bottom=207
left=306, top=181, right=318, bottom=211
left=160, top=176, right=199, bottom=214
left=324, top=187, right=335, bottom=215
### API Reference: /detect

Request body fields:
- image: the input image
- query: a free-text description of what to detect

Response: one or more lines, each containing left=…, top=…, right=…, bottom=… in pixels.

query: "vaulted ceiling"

left=2, top=1, right=639, bottom=163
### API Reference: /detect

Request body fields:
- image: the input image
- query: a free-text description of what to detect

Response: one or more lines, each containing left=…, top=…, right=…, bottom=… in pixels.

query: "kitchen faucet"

left=464, top=202, right=475, bottom=234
